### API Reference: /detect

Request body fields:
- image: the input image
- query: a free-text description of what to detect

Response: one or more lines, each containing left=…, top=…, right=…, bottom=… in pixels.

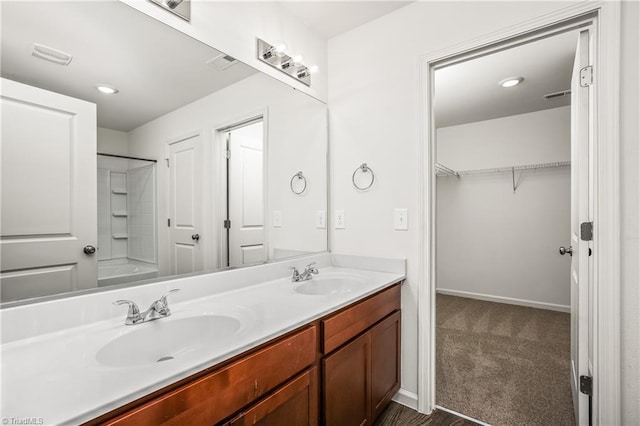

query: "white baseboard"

left=392, top=388, right=419, bottom=411
left=436, top=288, right=570, bottom=313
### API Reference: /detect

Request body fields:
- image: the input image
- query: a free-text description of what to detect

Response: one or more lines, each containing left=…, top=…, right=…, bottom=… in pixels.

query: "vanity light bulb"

left=275, top=43, right=288, bottom=56
left=308, top=65, right=319, bottom=74
left=292, top=54, right=304, bottom=66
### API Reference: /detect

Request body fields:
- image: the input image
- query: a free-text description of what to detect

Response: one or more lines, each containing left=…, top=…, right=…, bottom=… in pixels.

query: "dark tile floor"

left=376, top=402, right=478, bottom=426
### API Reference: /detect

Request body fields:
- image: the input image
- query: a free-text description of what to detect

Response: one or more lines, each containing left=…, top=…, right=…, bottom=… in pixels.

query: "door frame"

left=212, top=108, right=269, bottom=268
left=417, top=2, right=621, bottom=424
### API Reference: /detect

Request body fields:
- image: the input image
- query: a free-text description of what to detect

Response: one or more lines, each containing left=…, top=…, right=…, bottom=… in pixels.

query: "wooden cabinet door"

left=370, top=311, right=401, bottom=420
left=323, top=332, right=371, bottom=426
left=229, top=368, right=317, bottom=426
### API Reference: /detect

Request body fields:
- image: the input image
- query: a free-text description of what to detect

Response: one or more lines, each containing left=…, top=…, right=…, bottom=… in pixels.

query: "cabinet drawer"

left=322, top=283, right=400, bottom=354
left=104, top=326, right=317, bottom=426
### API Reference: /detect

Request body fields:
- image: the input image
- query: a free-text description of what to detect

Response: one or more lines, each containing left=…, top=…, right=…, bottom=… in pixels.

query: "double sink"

left=95, top=271, right=369, bottom=368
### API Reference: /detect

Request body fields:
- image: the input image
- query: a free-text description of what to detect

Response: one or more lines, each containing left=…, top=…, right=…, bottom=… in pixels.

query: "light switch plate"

left=394, top=208, right=408, bottom=230
left=273, top=211, right=282, bottom=227
left=335, top=210, right=345, bottom=229
left=316, top=210, right=326, bottom=229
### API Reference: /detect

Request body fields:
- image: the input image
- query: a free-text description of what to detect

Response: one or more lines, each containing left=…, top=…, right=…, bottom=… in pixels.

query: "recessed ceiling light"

left=96, top=84, right=119, bottom=95
left=499, top=77, right=524, bottom=88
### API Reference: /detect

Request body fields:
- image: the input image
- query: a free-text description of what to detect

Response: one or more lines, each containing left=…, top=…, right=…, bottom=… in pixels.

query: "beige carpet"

left=436, top=294, right=575, bottom=426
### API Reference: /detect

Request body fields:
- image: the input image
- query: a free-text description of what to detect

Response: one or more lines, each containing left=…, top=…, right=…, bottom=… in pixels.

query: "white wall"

left=97, top=127, right=128, bottom=156
left=437, top=107, right=571, bottom=170
left=326, top=0, right=640, bottom=407
left=620, top=1, right=640, bottom=423
left=127, top=73, right=327, bottom=277
left=436, top=108, right=570, bottom=309
left=121, top=0, right=328, bottom=102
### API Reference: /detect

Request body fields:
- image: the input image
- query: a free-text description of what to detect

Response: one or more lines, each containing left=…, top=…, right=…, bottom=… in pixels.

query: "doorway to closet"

left=433, top=27, right=588, bottom=425
left=222, top=119, right=266, bottom=268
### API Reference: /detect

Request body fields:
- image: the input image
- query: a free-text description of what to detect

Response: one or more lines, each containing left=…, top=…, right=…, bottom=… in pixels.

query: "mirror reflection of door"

left=168, top=132, right=203, bottom=275
left=225, top=120, right=266, bottom=267
left=0, top=79, right=97, bottom=302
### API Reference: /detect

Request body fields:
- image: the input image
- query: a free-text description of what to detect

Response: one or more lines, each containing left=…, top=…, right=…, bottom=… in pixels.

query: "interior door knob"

left=192, top=234, right=200, bottom=241
left=559, top=246, right=573, bottom=256
left=83, top=245, right=97, bottom=255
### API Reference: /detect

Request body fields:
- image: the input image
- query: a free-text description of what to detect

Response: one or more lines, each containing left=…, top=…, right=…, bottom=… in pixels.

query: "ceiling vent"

left=206, top=53, right=238, bottom=70
left=544, top=90, right=571, bottom=100
left=31, top=43, right=73, bottom=66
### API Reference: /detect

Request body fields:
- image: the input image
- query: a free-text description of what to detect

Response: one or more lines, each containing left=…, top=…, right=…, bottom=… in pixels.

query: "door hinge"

left=225, top=149, right=231, bottom=159
left=224, top=219, right=231, bottom=229
left=165, top=158, right=170, bottom=167
left=581, top=222, right=593, bottom=241
left=167, top=218, right=171, bottom=227
left=580, top=375, right=593, bottom=396
left=580, top=66, right=593, bottom=87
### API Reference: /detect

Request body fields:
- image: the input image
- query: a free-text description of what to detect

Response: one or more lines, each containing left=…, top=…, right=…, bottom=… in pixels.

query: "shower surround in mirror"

left=97, top=155, right=158, bottom=287
left=0, top=1, right=327, bottom=304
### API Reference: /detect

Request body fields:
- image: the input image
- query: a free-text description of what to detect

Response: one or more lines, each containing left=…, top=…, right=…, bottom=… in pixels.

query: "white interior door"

left=168, top=133, right=203, bottom=275
left=227, top=121, right=265, bottom=267
left=0, top=78, right=97, bottom=302
left=569, top=29, right=593, bottom=426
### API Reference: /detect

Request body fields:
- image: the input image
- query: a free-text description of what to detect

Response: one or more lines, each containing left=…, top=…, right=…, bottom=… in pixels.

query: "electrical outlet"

left=316, top=210, right=326, bottom=229
left=394, top=208, right=408, bottom=230
left=273, top=211, right=282, bottom=227
left=335, top=210, right=345, bottom=229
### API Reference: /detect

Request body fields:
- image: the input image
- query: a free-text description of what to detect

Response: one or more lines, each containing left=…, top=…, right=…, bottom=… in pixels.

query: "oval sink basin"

left=295, top=273, right=369, bottom=296
left=96, top=315, right=242, bottom=367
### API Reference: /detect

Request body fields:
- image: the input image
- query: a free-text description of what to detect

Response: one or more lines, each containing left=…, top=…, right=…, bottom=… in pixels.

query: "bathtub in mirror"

left=0, top=1, right=327, bottom=305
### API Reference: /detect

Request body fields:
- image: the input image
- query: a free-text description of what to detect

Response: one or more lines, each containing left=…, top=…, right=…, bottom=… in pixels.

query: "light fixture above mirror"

left=257, top=38, right=318, bottom=87
left=149, top=0, right=190, bottom=21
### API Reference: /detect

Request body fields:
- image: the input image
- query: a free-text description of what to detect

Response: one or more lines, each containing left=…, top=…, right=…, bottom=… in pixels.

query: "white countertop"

left=1, top=256, right=404, bottom=425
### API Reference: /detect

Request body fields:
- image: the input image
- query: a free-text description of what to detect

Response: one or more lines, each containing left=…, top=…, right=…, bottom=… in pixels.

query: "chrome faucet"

left=114, top=289, right=181, bottom=325
left=290, top=262, right=319, bottom=282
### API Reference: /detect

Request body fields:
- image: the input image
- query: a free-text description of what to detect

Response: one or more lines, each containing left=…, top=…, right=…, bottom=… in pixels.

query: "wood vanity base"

left=86, top=282, right=402, bottom=426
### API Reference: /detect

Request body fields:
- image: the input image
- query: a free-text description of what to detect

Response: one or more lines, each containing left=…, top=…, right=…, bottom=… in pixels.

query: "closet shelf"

left=435, top=163, right=459, bottom=177
left=112, top=234, right=128, bottom=239
left=437, top=161, right=571, bottom=177
left=112, top=211, right=128, bottom=217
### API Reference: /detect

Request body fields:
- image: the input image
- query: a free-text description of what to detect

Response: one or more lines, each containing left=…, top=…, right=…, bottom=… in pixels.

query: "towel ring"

left=352, top=163, right=375, bottom=191
left=290, top=171, right=307, bottom=195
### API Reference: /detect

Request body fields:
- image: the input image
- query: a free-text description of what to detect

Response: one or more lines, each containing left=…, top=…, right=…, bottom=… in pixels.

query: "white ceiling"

left=2, top=2, right=579, bottom=131
left=435, top=30, right=579, bottom=128
left=278, top=1, right=413, bottom=39
left=0, top=2, right=256, bottom=132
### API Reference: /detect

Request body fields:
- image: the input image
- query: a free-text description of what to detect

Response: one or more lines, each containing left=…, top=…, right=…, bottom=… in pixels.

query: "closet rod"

left=456, top=161, right=570, bottom=176
left=97, top=153, right=157, bottom=163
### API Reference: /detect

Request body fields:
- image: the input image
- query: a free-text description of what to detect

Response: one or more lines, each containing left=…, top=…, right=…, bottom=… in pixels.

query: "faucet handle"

left=113, top=300, right=141, bottom=325
left=305, top=262, right=318, bottom=273
left=159, top=288, right=181, bottom=305
left=289, top=266, right=300, bottom=281
left=113, top=300, right=140, bottom=314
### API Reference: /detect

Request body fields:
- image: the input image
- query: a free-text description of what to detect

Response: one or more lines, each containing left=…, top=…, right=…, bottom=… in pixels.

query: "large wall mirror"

left=0, top=1, right=328, bottom=305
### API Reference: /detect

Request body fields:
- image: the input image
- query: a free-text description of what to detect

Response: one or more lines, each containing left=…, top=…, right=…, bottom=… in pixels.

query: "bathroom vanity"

left=0, top=254, right=404, bottom=425
left=88, top=283, right=401, bottom=425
